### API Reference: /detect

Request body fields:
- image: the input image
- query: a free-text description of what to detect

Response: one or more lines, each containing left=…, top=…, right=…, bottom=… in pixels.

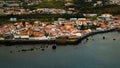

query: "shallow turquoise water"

left=0, top=32, right=120, bottom=68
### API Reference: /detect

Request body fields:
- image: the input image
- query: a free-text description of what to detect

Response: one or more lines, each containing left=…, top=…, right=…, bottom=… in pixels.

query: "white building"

left=109, top=0, right=120, bottom=5
left=14, top=35, right=29, bottom=39
left=101, top=14, right=112, bottom=18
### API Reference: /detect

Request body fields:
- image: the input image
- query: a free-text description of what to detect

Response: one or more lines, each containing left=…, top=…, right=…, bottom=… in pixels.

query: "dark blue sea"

left=0, top=32, right=120, bottom=68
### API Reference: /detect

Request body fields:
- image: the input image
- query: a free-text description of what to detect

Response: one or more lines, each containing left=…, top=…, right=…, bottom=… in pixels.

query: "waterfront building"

left=0, top=14, right=120, bottom=40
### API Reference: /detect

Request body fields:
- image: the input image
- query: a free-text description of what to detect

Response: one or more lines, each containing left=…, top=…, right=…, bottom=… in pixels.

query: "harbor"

left=0, top=31, right=120, bottom=68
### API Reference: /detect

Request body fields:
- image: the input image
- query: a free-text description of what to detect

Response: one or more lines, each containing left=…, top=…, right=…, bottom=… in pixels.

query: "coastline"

left=56, top=27, right=117, bottom=45
left=0, top=27, right=118, bottom=46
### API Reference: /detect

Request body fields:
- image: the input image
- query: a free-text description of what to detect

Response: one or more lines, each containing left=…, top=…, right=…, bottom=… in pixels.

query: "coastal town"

left=1, top=1, right=120, bottom=68
left=0, top=0, right=120, bottom=44
left=0, top=14, right=120, bottom=44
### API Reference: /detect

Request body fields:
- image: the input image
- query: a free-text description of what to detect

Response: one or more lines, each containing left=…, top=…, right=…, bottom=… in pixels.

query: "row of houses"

left=0, top=14, right=120, bottom=40
left=33, top=8, right=66, bottom=14
left=0, top=20, right=80, bottom=39
left=0, top=7, right=67, bottom=15
left=81, top=0, right=120, bottom=6
left=0, top=7, right=28, bottom=15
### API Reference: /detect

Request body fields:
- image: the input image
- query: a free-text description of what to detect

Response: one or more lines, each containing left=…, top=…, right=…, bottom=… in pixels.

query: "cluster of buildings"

left=0, top=14, right=120, bottom=40
left=108, top=0, right=120, bottom=5
left=0, top=1, right=20, bottom=8
left=83, top=0, right=120, bottom=6
left=0, top=1, right=26, bottom=15
left=0, top=0, right=68, bottom=14
left=0, top=7, right=66, bottom=15
left=0, top=8, right=66, bottom=15
left=0, top=7, right=28, bottom=15
left=32, top=8, right=66, bottom=14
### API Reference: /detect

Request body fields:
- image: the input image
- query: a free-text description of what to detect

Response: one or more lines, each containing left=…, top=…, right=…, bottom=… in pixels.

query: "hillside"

left=22, top=0, right=67, bottom=10
left=35, top=0, right=65, bottom=9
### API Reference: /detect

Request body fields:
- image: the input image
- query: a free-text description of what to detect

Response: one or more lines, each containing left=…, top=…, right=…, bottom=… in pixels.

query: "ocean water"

left=0, top=32, right=120, bottom=68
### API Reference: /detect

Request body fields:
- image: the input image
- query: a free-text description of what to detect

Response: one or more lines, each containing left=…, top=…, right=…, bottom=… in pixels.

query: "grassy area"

left=75, top=3, right=120, bottom=15
left=22, top=0, right=66, bottom=10
left=36, top=0, right=65, bottom=9
left=89, top=4, right=120, bottom=15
